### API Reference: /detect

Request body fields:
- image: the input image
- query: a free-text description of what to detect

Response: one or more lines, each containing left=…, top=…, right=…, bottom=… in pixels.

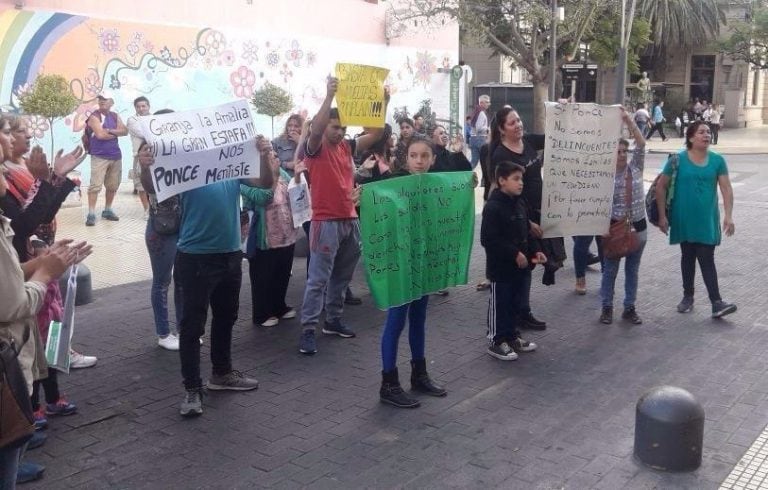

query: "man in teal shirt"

left=141, top=135, right=273, bottom=417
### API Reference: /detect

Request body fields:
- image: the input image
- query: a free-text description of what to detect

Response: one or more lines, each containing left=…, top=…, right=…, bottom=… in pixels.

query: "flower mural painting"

left=220, top=50, right=236, bottom=67
left=25, top=115, right=50, bottom=140
left=84, top=68, right=102, bottom=98
left=230, top=65, right=257, bottom=98
left=285, top=40, right=303, bottom=67
left=202, top=29, right=226, bottom=57
left=242, top=40, right=259, bottom=64
left=414, top=51, right=437, bottom=88
left=98, top=28, right=120, bottom=53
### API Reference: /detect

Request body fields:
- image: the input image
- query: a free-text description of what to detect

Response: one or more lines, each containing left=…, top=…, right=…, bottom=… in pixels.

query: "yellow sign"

left=335, top=63, right=389, bottom=128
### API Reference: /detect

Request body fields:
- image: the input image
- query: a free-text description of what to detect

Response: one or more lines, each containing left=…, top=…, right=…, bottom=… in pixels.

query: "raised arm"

left=242, top=136, right=275, bottom=189
left=353, top=88, right=391, bottom=156
left=306, top=77, right=337, bottom=156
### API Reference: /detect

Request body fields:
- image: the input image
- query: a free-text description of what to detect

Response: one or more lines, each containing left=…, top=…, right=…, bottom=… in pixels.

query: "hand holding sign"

left=335, top=63, right=390, bottom=128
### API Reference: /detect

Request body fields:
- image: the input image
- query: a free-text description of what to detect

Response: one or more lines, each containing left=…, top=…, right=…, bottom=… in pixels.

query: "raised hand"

left=53, top=146, right=87, bottom=178
left=27, top=146, right=50, bottom=180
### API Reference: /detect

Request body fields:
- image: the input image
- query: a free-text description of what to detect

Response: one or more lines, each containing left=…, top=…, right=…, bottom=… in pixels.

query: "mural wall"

left=0, top=8, right=458, bottom=182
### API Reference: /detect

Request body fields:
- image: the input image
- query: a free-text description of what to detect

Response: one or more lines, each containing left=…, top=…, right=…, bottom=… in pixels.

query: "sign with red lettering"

left=139, top=100, right=260, bottom=202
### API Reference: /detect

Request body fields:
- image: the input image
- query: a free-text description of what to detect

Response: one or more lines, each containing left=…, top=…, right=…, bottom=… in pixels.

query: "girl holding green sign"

left=362, top=136, right=447, bottom=409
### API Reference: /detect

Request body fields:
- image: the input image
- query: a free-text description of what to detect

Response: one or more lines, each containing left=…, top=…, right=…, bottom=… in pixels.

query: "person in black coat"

left=481, top=161, right=547, bottom=361
left=429, top=125, right=471, bottom=173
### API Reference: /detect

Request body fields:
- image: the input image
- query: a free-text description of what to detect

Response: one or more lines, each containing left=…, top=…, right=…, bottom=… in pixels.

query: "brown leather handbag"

left=603, top=169, right=640, bottom=260
left=0, top=328, right=35, bottom=450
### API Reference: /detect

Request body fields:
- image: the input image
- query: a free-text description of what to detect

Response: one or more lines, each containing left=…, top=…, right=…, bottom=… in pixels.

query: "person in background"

left=413, top=115, right=426, bottom=136
left=469, top=94, right=491, bottom=169
left=645, top=100, right=668, bottom=142
left=126, top=96, right=151, bottom=218
left=242, top=149, right=298, bottom=328
left=394, top=118, right=415, bottom=170
left=704, top=104, right=721, bottom=145
left=633, top=102, right=650, bottom=137
left=139, top=125, right=183, bottom=352
left=599, top=108, right=647, bottom=325
left=272, top=114, right=304, bottom=177
left=430, top=125, right=471, bottom=173
left=656, top=120, right=737, bottom=319
left=84, top=95, right=128, bottom=226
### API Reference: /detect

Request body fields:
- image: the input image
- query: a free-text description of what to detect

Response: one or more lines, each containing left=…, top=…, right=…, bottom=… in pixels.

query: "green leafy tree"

left=250, top=82, right=293, bottom=137
left=18, top=74, right=79, bottom=156
left=637, top=0, right=725, bottom=77
left=720, top=3, right=768, bottom=69
left=391, top=0, right=609, bottom=132
left=588, top=16, right=651, bottom=75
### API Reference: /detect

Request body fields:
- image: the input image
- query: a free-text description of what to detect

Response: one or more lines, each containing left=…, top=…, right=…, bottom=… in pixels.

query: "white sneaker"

left=281, top=309, right=297, bottom=320
left=70, top=350, right=98, bottom=369
left=158, top=334, right=180, bottom=351
left=261, top=317, right=279, bottom=327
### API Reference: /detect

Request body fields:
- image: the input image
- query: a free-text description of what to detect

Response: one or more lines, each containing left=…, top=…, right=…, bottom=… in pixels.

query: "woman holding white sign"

left=599, top=109, right=647, bottom=325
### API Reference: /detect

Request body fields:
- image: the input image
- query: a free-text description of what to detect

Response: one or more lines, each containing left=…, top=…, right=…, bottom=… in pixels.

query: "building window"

left=690, top=55, right=715, bottom=102
left=752, top=69, right=760, bottom=106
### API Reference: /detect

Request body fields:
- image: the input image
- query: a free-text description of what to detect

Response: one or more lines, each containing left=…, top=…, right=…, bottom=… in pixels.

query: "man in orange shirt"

left=298, top=76, right=387, bottom=355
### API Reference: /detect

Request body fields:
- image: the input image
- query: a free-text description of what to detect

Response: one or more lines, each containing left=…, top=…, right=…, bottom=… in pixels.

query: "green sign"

left=359, top=172, right=476, bottom=309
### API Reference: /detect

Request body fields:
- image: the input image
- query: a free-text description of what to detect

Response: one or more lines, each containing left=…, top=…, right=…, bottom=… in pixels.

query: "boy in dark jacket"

left=481, top=161, right=547, bottom=361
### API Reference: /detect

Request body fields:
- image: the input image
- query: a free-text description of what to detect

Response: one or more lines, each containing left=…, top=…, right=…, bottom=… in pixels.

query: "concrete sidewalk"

left=646, top=125, right=768, bottom=155
left=22, top=156, right=768, bottom=488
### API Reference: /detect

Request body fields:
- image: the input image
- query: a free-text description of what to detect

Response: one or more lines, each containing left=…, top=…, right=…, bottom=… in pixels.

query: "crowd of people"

left=633, top=97, right=723, bottom=145
left=0, top=78, right=740, bottom=487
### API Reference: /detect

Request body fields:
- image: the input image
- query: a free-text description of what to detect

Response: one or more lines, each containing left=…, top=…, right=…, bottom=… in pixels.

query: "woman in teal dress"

left=655, top=120, right=736, bottom=318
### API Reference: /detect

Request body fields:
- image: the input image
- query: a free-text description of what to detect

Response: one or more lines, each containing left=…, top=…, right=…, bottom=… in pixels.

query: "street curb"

left=647, top=149, right=768, bottom=156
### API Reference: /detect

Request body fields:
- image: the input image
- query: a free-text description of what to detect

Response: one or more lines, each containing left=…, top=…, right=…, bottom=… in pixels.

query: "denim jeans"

left=573, top=235, right=603, bottom=278
left=0, top=444, right=22, bottom=490
left=469, top=135, right=485, bottom=169
left=600, top=230, right=647, bottom=308
left=680, top=242, right=721, bottom=302
left=381, top=295, right=428, bottom=372
left=145, top=218, right=181, bottom=337
left=174, top=251, right=242, bottom=390
left=301, top=219, right=361, bottom=328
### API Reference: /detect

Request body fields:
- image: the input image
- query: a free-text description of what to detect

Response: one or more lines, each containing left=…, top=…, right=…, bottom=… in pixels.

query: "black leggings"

left=680, top=242, right=721, bottom=302
left=31, top=368, right=60, bottom=411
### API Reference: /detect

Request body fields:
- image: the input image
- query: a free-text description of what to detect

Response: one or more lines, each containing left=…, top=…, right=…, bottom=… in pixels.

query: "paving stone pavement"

left=25, top=155, right=768, bottom=489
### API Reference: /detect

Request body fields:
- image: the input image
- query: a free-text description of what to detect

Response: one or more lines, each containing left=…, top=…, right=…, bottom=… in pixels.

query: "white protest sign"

left=287, top=174, right=311, bottom=227
left=139, top=100, right=260, bottom=202
left=540, top=102, right=622, bottom=238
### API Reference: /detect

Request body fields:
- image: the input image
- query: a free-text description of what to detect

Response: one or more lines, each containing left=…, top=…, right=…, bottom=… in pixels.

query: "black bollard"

left=57, top=264, right=93, bottom=306
left=634, top=386, right=704, bottom=471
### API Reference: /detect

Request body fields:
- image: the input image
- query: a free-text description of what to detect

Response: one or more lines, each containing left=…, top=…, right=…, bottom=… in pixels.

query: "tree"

left=637, top=0, right=725, bottom=78
left=18, top=74, right=79, bottom=156
left=250, top=82, right=293, bottom=137
left=391, top=0, right=609, bottom=132
left=588, top=16, right=651, bottom=75
left=720, top=3, right=768, bottom=70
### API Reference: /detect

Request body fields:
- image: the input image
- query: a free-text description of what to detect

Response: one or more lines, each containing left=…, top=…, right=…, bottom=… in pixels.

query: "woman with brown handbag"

left=599, top=108, right=647, bottom=325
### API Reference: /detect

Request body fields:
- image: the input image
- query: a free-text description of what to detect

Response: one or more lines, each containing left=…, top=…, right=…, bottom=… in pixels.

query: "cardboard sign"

left=139, top=100, right=260, bottom=202
left=540, top=103, right=623, bottom=237
left=359, top=172, right=475, bottom=309
left=335, top=63, right=389, bottom=128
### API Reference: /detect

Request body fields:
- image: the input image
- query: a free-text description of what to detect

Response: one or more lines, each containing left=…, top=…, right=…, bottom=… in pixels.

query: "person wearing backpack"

left=84, top=95, right=128, bottom=226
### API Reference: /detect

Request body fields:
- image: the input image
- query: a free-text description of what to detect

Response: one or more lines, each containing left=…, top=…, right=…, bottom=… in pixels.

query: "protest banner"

left=335, top=63, right=389, bottom=128
left=540, top=102, right=622, bottom=238
left=139, top=100, right=260, bottom=202
left=359, top=172, right=475, bottom=310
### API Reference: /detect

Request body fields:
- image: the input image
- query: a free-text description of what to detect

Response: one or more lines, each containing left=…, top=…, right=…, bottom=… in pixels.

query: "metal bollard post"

left=634, top=386, right=704, bottom=471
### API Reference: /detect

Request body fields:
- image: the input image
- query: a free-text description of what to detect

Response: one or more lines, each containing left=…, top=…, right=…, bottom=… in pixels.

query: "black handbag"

left=0, top=327, right=34, bottom=450
left=150, top=196, right=181, bottom=235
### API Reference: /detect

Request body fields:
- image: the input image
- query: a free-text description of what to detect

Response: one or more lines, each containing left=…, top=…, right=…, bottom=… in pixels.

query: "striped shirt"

left=611, top=144, right=646, bottom=222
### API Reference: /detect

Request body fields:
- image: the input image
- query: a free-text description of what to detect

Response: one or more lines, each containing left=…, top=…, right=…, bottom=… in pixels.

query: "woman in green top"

left=655, top=120, right=736, bottom=318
